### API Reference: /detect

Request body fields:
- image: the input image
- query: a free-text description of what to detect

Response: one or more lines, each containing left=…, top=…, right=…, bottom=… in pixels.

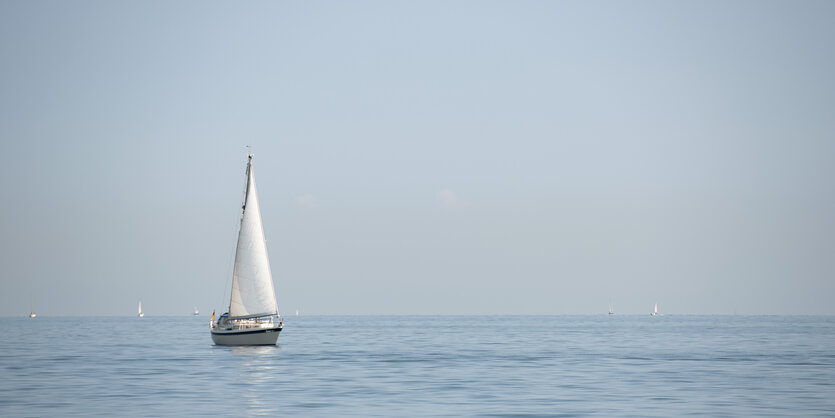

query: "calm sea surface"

left=1, top=315, right=834, bottom=417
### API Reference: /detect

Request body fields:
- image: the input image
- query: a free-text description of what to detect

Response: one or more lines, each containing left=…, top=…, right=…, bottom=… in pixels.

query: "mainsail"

left=228, top=155, right=279, bottom=318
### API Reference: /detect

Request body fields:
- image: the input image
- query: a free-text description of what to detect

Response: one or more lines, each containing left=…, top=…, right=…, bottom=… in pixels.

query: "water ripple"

left=1, top=315, right=834, bottom=416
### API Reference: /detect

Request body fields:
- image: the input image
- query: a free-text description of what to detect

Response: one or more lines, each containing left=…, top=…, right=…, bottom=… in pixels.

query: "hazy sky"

left=1, top=1, right=834, bottom=316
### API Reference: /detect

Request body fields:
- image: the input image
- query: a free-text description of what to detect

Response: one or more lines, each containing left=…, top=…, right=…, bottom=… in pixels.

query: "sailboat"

left=138, top=300, right=144, bottom=317
left=211, top=154, right=283, bottom=346
left=608, top=302, right=614, bottom=315
left=29, top=301, right=37, bottom=318
left=650, top=303, right=659, bottom=316
left=193, top=307, right=199, bottom=316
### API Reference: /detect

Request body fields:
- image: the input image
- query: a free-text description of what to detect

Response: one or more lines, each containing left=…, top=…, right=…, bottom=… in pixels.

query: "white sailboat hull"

left=211, top=326, right=282, bottom=346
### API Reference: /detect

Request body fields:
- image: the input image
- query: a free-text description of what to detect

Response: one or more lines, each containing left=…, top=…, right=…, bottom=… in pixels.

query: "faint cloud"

left=296, top=194, right=318, bottom=209
left=436, top=189, right=465, bottom=209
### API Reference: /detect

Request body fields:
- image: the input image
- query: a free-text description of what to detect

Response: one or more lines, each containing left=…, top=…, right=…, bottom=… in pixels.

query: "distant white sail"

left=228, top=159, right=278, bottom=318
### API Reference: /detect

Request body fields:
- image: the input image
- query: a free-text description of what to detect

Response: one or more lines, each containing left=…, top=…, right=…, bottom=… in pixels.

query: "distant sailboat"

left=138, top=300, right=144, bottom=317
left=650, top=303, right=659, bottom=316
left=608, top=302, right=614, bottom=315
left=295, top=309, right=299, bottom=317
left=193, top=307, right=199, bottom=316
left=29, top=301, right=37, bottom=318
left=210, top=153, right=283, bottom=346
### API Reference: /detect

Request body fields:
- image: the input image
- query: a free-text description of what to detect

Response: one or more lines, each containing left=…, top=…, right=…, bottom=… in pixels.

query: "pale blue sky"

left=1, top=1, right=834, bottom=316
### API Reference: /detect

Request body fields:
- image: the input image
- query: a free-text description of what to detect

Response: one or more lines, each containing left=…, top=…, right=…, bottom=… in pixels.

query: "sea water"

left=1, top=315, right=834, bottom=417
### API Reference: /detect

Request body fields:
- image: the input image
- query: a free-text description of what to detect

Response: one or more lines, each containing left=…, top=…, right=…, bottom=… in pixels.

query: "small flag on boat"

left=211, top=310, right=215, bottom=321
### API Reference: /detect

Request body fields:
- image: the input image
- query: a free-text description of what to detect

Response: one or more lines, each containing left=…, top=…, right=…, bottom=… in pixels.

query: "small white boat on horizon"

left=210, top=154, right=283, bottom=346
left=193, top=307, right=199, bottom=316
left=29, top=311, right=37, bottom=318
left=650, top=302, right=660, bottom=316
left=608, top=302, right=614, bottom=315
left=138, top=300, right=144, bottom=318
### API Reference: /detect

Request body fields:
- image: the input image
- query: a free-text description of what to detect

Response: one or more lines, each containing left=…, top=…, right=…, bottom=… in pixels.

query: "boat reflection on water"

left=228, top=345, right=282, bottom=416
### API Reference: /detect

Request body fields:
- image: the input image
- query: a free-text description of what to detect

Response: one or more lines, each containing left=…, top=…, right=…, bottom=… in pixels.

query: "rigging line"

left=219, top=219, right=236, bottom=312
left=219, top=153, right=251, bottom=312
